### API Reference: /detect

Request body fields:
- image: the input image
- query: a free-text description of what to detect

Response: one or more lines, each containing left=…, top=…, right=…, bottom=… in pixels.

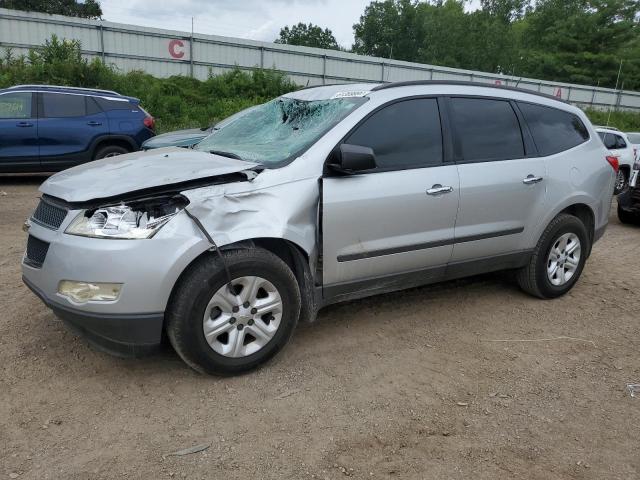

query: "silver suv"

left=22, top=81, right=615, bottom=375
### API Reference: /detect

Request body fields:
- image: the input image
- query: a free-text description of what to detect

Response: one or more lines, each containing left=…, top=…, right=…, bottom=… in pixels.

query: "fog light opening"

left=57, top=281, right=122, bottom=304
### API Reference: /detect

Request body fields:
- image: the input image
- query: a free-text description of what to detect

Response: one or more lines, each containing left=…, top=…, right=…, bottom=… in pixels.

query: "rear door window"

left=42, top=93, right=86, bottom=118
left=0, top=92, right=33, bottom=119
left=518, top=102, right=589, bottom=156
left=450, top=98, right=524, bottom=162
left=345, top=98, right=443, bottom=170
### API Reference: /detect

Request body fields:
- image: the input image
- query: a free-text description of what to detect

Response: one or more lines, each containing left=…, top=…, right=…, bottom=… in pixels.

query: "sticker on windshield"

left=330, top=91, right=371, bottom=99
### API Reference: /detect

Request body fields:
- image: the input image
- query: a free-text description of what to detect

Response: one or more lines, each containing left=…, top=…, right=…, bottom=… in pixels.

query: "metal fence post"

left=322, top=54, right=327, bottom=85
left=189, top=36, right=194, bottom=78
left=260, top=46, right=264, bottom=69
left=99, top=23, right=105, bottom=61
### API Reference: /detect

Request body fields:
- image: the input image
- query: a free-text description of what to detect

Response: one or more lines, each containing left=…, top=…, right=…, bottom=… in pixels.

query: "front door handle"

left=16, top=121, right=33, bottom=127
left=426, top=184, right=454, bottom=196
left=523, top=175, right=543, bottom=185
left=87, top=121, right=102, bottom=126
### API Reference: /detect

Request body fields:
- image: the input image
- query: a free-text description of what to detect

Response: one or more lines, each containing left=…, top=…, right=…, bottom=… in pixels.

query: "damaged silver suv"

left=23, top=81, right=615, bottom=375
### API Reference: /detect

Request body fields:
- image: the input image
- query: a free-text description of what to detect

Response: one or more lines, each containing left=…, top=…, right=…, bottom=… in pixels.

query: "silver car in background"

left=22, top=81, right=615, bottom=375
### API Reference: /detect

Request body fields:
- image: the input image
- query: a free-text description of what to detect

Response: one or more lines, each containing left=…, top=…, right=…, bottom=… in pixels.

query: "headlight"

left=66, top=195, right=188, bottom=239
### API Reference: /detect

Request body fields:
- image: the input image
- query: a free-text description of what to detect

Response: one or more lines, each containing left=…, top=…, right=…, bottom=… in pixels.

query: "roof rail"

left=8, top=84, right=120, bottom=95
left=371, top=80, right=570, bottom=104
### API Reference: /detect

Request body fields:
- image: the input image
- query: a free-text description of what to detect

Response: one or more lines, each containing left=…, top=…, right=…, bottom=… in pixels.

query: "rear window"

left=0, top=92, right=32, bottom=119
left=450, top=98, right=525, bottom=162
left=518, top=102, right=589, bottom=156
left=627, top=133, right=640, bottom=144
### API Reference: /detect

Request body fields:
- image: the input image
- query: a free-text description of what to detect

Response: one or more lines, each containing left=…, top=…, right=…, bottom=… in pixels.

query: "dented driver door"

left=321, top=97, right=460, bottom=299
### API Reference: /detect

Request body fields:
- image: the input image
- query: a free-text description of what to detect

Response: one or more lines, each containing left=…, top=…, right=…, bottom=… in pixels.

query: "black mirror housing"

left=328, top=144, right=377, bottom=174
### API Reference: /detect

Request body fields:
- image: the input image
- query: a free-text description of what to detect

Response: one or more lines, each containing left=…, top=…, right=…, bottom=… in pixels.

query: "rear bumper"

left=23, top=275, right=164, bottom=357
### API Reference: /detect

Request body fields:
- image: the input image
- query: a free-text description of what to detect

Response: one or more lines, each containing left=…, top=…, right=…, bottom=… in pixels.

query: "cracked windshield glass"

left=195, top=96, right=366, bottom=165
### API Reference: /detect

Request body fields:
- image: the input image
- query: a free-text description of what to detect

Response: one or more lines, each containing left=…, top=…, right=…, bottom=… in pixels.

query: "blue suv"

left=0, top=85, right=155, bottom=172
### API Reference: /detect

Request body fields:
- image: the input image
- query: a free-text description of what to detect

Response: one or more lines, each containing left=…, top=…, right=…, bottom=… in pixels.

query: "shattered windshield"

left=194, top=96, right=367, bottom=165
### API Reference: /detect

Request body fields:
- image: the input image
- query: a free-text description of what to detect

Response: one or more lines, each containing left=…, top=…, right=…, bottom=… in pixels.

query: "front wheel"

left=618, top=204, right=640, bottom=225
left=166, top=249, right=301, bottom=375
left=517, top=214, right=589, bottom=299
left=93, top=144, right=129, bottom=160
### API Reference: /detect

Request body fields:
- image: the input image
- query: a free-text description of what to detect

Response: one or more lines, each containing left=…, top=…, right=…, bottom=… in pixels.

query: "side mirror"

left=328, top=144, right=377, bottom=175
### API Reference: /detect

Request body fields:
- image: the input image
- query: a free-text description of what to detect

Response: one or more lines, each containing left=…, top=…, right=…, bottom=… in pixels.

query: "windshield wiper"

left=207, top=150, right=244, bottom=161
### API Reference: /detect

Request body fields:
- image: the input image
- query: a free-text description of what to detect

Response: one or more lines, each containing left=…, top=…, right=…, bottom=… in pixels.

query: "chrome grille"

left=31, top=198, right=68, bottom=230
left=25, top=235, right=49, bottom=269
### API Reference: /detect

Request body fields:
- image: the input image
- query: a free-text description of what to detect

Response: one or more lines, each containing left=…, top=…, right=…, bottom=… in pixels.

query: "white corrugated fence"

left=1, top=7, right=639, bottom=111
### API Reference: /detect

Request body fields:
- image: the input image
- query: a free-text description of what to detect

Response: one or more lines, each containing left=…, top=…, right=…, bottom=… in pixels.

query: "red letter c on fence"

left=169, top=39, right=185, bottom=59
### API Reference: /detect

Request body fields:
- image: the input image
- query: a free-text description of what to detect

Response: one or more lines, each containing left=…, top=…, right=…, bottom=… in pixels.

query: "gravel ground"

left=1, top=176, right=639, bottom=480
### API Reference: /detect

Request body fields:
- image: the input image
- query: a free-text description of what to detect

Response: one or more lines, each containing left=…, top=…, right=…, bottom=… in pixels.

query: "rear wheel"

left=166, top=249, right=301, bottom=375
left=614, top=169, right=628, bottom=195
left=517, top=214, right=589, bottom=299
left=93, top=144, right=129, bottom=160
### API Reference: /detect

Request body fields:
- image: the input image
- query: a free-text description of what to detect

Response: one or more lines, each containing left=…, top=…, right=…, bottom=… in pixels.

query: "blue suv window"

left=42, top=93, right=86, bottom=118
left=0, top=92, right=33, bottom=119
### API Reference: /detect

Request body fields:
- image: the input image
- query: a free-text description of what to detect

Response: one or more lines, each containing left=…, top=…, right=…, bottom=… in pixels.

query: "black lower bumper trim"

left=23, top=276, right=164, bottom=358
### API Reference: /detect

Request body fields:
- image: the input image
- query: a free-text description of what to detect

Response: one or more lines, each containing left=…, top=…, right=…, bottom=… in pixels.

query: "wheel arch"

left=166, top=236, right=319, bottom=329
left=90, top=135, right=137, bottom=159
left=555, top=203, right=596, bottom=256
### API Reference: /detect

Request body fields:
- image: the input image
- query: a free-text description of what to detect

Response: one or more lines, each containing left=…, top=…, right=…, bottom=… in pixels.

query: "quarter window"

left=518, top=102, right=589, bottom=156
left=345, top=98, right=443, bottom=170
left=450, top=98, right=525, bottom=162
left=0, top=92, right=32, bottom=119
left=42, top=93, right=86, bottom=118
left=598, top=132, right=626, bottom=150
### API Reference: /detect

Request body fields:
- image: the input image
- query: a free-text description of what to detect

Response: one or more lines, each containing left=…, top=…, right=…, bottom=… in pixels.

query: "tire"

left=166, top=248, right=301, bottom=375
left=614, top=169, right=628, bottom=195
left=517, top=214, right=590, bottom=299
left=618, top=204, right=640, bottom=225
left=93, top=144, right=129, bottom=160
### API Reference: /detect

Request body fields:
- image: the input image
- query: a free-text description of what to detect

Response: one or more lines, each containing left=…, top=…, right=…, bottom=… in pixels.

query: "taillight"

left=143, top=116, right=155, bottom=130
left=606, top=155, right=619, bottom=173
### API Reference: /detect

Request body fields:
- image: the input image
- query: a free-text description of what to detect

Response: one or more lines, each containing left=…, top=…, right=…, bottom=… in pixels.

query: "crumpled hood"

left=142, top=128, right=210, bottom=149
left=40, top=147, right=259, bottom=203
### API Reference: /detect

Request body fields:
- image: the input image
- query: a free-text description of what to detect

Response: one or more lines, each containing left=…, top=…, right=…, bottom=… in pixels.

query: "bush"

left=0, top=35, right=298, bottom=133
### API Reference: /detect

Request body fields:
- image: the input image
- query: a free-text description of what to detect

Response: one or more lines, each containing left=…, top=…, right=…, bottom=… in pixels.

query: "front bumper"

left=24, top=276, right=164, bottom=357
left=21, top=208, right=211, bottom=356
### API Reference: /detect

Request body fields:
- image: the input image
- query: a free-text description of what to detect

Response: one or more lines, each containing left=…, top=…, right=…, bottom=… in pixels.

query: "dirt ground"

left=1, top=176, right=639, bottom=480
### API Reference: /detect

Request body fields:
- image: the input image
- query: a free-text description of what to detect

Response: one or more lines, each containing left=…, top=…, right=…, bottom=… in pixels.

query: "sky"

left=99, top=0, right=480, bottom=49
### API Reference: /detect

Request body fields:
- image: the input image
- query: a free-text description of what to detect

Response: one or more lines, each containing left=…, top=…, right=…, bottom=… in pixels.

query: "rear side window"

left=519, top=102, right=589, bottom=156
left=42, top=93, right=86, bottom=118
left=0, top=92, right=32, bottom=119
left=95, top=97, right=136, bottom=111
left=598, top=132, right=626, bottom=150
left=450, top=98, right=524, bottom=162
left=345, top=98, right=443, bottom=170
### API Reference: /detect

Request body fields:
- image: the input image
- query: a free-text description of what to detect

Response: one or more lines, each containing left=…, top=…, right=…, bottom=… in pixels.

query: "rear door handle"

left=87, top=121, right=102, bottom=126
left=426, top=184, right=454, bottom=196
left=523, top=175, right=543, bottom=185
left=16, top=121, right=33, bottom=127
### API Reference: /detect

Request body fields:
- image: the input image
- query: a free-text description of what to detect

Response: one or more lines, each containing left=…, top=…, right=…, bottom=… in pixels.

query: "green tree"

left=352, top=0, right=424, bottom=60
left=275, top=22, right=341, bottom=50
left=0, top=0, right=102, bottom=19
